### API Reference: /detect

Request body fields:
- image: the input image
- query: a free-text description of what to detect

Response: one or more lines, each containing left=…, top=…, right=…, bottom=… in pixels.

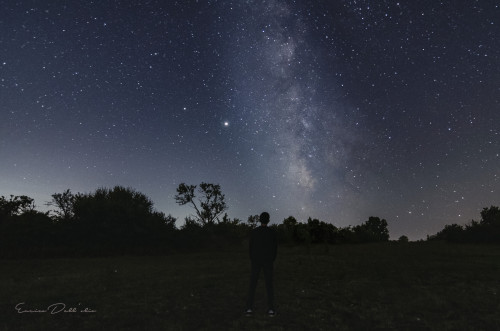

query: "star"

left=0, top=0, right=497, bottom=241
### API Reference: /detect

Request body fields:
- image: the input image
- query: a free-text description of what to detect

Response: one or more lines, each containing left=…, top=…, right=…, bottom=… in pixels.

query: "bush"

left=68, top=186, right=174, bottom=251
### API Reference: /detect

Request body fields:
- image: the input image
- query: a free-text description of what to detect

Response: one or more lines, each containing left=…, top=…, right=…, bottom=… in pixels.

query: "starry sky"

left=1, top=1, right=499, bottom=240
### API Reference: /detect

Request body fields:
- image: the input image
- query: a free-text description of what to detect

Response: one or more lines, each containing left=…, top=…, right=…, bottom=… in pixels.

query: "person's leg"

left=263, top=263, right=274, bottom=310
left=246, top=262, right=261, bottom=310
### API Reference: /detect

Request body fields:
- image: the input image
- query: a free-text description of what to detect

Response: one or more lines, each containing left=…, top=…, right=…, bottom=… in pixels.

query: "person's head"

left=259, top=212, right=270, bottom=225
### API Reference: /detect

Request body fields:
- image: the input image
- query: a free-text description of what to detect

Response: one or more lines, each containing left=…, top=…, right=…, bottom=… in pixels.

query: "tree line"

left=427, top=206, right=500, bottom=243
left=2, top=182, right=496, bottom=257
left=0, top=183, right=391, bottom=258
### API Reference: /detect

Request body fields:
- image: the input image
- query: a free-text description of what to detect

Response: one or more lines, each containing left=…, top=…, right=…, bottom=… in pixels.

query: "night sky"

left=1, top=1, right=499, bottom=240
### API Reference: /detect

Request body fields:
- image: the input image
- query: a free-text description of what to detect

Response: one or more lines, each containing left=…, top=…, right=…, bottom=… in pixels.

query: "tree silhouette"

left=430, top=223, right=464, bottom=242
left=247, top=214, right=259, bottom=228
left=71, top=186, right=168, bottom=247
left=283, top=216, right=298, bottom=227
left=46, top=189, right=76, bottom=222
left=353, top=216, right=390, bottom=242
left=477, top=206, right=500, bottom=242
left=480, top=206, right=500, bottom=227
left=429, top=206, right=500, bottom=243
left=164, top=214, right=177, bottom=230
left=364, top=216, right=390, bottom=242
left=0, top=195, right=35, bottom=219
left=174, top=182, right=228, bottom=225
left=398, top=235, right=409, bottom=243
left=278, top=216, right=299, bottom=244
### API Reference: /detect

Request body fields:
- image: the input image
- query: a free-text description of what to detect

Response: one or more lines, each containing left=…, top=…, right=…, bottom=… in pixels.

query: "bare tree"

left=175, top=182, right=228, bottom=225
left=46, top=189, right=76, bottom=221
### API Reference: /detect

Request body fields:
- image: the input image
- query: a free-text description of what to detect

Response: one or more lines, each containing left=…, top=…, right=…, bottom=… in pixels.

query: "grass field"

left=1, top=242, right=500, bottom=330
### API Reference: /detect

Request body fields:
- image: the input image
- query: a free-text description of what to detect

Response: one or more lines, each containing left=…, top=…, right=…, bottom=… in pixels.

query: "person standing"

left=245, top=212, right=278, bottom=317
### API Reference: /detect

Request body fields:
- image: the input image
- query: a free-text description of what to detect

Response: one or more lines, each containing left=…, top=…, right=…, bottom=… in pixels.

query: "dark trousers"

left=246, top=261, right=274, bottom=310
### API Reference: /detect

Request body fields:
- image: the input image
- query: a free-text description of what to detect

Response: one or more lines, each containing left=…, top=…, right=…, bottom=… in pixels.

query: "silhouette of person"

left=245, top=212, right=278, bottom=317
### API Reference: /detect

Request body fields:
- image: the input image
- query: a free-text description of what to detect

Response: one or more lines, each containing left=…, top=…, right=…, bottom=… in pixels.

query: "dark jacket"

left=249, top=225, right=277, bottom=264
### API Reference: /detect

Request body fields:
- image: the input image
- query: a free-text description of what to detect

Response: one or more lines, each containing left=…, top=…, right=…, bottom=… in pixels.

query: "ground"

left=2, top=242, right=500, bottom=330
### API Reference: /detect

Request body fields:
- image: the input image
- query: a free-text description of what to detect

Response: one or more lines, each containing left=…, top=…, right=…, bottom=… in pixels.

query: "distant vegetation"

left=0, top=183, right=498, bottom=257
left=427, top=206, right=500, bottom=243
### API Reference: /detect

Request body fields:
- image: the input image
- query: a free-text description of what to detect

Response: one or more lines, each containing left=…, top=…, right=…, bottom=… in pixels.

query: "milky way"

left=222, top=1, right=367, bottom=222
left=0, top=1, right=498, bottom=239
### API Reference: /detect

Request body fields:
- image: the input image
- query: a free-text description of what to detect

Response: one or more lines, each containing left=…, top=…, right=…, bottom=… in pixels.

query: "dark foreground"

left=1, top=242, right=500, bottom=330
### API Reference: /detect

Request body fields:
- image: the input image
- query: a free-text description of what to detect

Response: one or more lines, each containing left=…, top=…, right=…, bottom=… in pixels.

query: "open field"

left=1, top=242, right=500, bottom=330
